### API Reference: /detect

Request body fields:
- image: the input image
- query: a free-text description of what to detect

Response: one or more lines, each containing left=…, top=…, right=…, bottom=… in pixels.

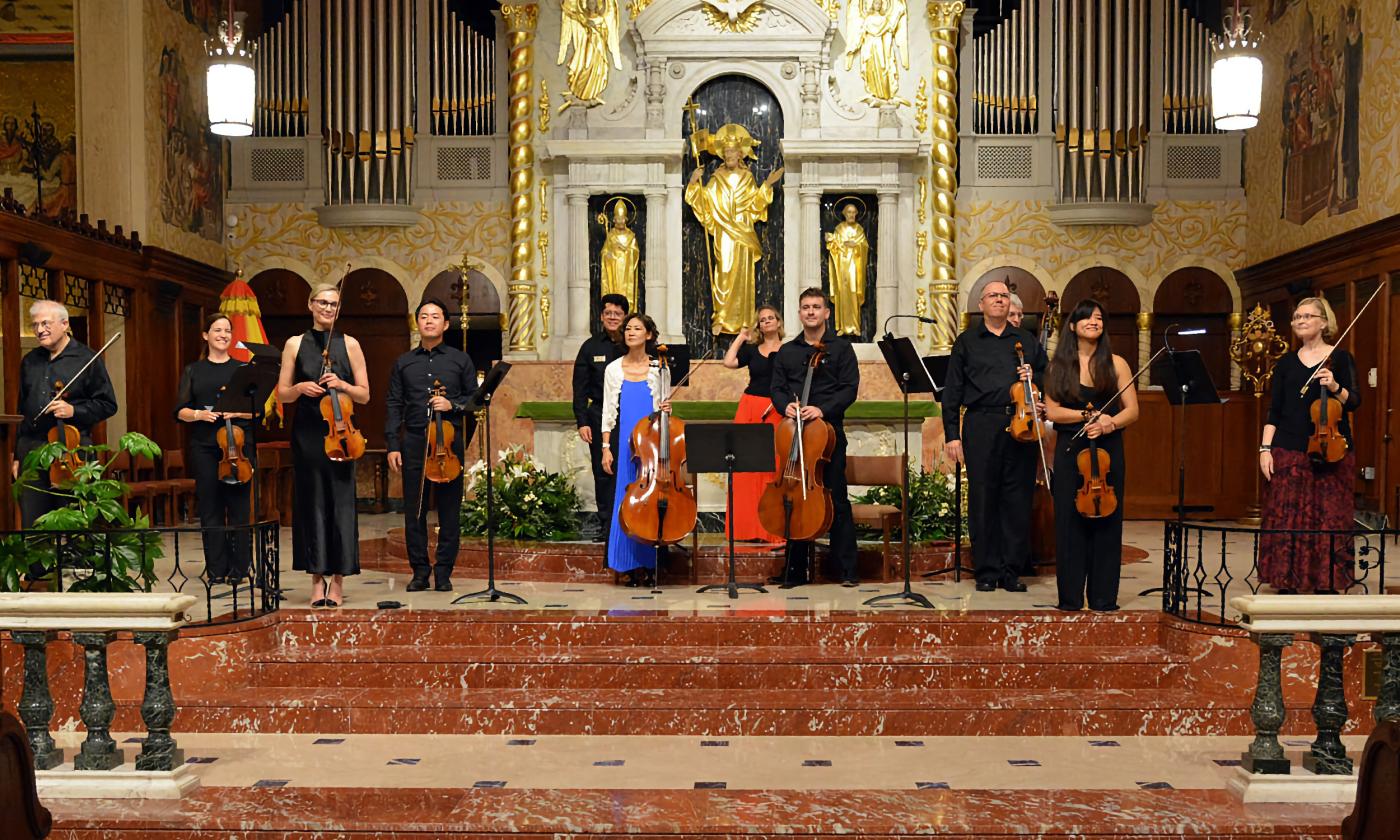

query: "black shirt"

left=384, top=342, right=478, bottom=453
left=174, top=358, right=250, bottom=447
left=17, top=338, right=118, bottom=459
left=736, top=342, right=778, bottom=398
left=940, top=323, right=1048, bottom=442
left=1266, top=349, right=1361, bottom=453
left=572, top=332, right=623, bottom=428
left=770, top=330, right=860, bottom=424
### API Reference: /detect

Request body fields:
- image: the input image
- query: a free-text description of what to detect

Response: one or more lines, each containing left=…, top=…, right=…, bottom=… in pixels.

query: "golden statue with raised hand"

left=825, top=201, right=869, bottom=336
left=844, top=0, right=909, bottom=104
left=684, top=123, right=784, bottom=335
left=597, top=198, right=640, bottom=305
left=558, top=0, right=623, bottom=109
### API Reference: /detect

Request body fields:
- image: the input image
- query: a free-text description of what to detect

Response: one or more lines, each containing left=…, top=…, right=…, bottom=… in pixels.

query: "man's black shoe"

left=435, top=580, right=454, bottom=592
left=840, top=578, right=859, bottom=588
left=999, top=578, right=1028, bottom=593
left=406, top=578, right=430, bottom=592
left=975, top=580, right=996, bottom=592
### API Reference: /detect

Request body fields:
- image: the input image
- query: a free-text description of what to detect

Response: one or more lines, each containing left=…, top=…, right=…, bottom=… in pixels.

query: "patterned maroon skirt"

left=1259, top=448, right=1355, bottom=592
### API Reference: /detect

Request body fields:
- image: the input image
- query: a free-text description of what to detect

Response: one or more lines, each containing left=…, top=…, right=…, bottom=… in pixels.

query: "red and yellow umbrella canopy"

left=218, top=276, right=282, bottom=426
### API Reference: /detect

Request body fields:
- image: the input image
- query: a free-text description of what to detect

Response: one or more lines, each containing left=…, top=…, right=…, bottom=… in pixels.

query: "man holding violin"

left=386, top=299, right=477, bottom=592
left=769, top=287, right=860, bottom=587
left=13, top=299, right=117, bottom=528
left=942, top=279, right=1047, bottom=593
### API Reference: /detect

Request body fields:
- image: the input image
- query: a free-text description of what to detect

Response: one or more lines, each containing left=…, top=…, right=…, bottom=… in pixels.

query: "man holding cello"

left=386, top=299, right=477, bottom=592
left=768, top=287, right=860, bottom=587
left=13, top=300, right=117, bottom=528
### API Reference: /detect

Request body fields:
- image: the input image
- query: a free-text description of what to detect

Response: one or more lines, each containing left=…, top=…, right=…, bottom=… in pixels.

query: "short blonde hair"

left=748, top=305, right=784, bottom=344
left=1295, top=297, right=1339, bottom=339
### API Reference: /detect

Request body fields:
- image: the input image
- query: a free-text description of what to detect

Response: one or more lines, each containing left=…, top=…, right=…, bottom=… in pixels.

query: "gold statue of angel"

left=844, top=0, right=909, bottom=105
left=558, top=0, right=623, bottom=109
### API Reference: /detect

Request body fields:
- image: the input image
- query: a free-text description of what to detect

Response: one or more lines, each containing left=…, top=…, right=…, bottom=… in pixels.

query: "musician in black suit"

left=571, top=293, right=627, bottom=542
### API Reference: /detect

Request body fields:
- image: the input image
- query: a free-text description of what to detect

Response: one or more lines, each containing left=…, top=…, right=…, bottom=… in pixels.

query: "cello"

left=317, top=270, right=366, bottom=462
left=757, top=343, right=836, bottom=544
left=618, top=346, right=699, bottom=548
left=214, top=386, right=253, bottom=485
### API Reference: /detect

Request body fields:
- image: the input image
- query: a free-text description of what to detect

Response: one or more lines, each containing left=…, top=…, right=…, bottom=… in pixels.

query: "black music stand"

left=1143, top=348, right=1220, bottom=601
left=865, top=336, right=936, bottom=609
left=689, top=423, right=774, bottom=600
left=212, top=343, right=282, bottom=601
left=454, top=362, right=525, bottom=606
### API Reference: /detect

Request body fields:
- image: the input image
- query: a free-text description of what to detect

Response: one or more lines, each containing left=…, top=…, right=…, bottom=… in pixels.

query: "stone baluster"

left=1374, top=631, right=1400, bottom=723
left=1303, top=633, right=1356, bottom=774
left=1240, top=632, right=1294, bottom=774
left=134, top=630, right=182, bottom=771
left=72, top=631, right=124, bottom=771
left=11, top=630, right=60, bottom=770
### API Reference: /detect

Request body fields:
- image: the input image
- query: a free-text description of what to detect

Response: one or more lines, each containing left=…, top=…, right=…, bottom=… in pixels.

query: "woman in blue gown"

left=600, top=313, right=671, bottom=586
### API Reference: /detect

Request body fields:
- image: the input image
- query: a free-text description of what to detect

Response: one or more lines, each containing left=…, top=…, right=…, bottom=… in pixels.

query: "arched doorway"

left=420, top=268, right=504, bottom=373
left=966, top=267, right=1051, bottom=338
left=339, top=268, right=410, bottom=449
left=1062, top=267, right=1141, bottom=372
left=1150, top=267, right=1233, bottom=387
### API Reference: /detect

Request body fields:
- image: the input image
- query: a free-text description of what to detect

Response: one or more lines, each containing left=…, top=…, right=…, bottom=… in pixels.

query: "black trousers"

left=1052, top=430, right=1125, bottom=610
left=782, top=428, right=857, bottom=582
left=962, top=410, right=1037, bottom=585
left=18, top=469, right=60, bottom=528
left=189, top=443, right=253, bottom=580
left=401, top=430, right=465, bottom=583
left=586, top=420, right=617, bottom=541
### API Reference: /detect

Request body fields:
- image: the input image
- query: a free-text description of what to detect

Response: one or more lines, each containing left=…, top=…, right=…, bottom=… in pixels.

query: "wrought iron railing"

left=1162, top=519, right=1396, bottom=625
left=0, top=521, right=281, bottom=626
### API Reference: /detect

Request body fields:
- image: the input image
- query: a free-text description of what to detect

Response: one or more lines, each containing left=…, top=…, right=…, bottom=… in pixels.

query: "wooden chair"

left=0, top=711, right=52, bottom=839
left=1342, top=718, right=1400, bottom=840
left=846, top=455, right=905, bottom=581
left=125, top=453, right=174, bottom=524
left=160, top=450, right=197, bottom=524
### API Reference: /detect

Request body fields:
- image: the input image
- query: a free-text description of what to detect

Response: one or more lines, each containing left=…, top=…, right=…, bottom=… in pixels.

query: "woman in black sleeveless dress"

left=276, top=282, right=371, bottom=607
left=1042, top=298, right=1139, bottom=612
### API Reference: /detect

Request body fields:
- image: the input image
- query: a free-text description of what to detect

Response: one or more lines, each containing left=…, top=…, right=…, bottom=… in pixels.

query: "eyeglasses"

left=30, top=318, right=63, bottom=332
left=1291, top=314, right=1323, bottom=323
left=312, top=299, right=340, bottom=310
left=982, top=292, right=1010, bottom=301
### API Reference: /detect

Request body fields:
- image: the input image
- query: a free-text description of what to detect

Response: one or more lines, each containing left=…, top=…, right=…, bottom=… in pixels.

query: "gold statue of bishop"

left=844, top=0, right=909, bottom=104
left=558, top=0, right=623, bottom=108
left=825, top=202, right=869, bottom=336
left=684, top=123, right=784, bottom=335
left=597, top=199, right=640, bottom=305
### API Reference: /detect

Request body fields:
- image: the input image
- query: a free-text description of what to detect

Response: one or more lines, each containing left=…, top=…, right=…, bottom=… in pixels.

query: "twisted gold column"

left=927, top=1, right=965, bottom=353
left=503, top=3, right=539, bottom=354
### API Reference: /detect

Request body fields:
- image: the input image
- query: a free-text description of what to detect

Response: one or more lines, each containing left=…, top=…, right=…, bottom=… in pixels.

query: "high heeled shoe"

left=326, top=575, right=344, bottom=608
left=310, top=576, right=329, bottom=608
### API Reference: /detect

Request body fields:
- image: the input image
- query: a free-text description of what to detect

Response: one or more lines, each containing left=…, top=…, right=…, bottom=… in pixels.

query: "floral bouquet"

left=853, top=466, right=963, bottom=544
left=459, top=445, right=582, bottom=541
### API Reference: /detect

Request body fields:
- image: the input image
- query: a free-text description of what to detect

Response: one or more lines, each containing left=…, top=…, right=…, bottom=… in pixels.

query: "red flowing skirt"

left=1259, top=448, right=1356, bottom=592
left=727, top=392, right=784, bottom=543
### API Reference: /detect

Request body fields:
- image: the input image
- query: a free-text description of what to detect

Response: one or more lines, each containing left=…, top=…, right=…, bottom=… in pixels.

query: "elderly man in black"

left=941, top=279, right=1047, bottom=593
left=769, top=287, right=861, bottom=587
left=386, top=299, right=478, bottom=592
left=13, top=299, right=118, bottom=527
left=572, top=293, right=627, bottom=542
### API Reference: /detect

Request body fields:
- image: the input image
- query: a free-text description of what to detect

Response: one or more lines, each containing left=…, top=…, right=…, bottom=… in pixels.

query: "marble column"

left=1241, top=632, right=1294, bottom=775
left=798, top=187, right=822, bottom=322
left=1372, top=631, right=1400, bottom=724
left=926, top=0, right=966, bottom=354
left=565, top=189, right=591, bottom=343
left=502, top=3, right=539, bottom=357
left=1136, top=312, right=1153, bottom=387
left=134, top=630, right=182, bottom=771
left=666, top=182, right=686, bottom=342
left=72, top=631, right=124, bottom=771
left=876, top=190, right=899, bottom=334
left=643, top=187, right=668, bottom=335
left=11, top=630, right=60, bottom=770
left=1303, top=633, right=1356, bottom=775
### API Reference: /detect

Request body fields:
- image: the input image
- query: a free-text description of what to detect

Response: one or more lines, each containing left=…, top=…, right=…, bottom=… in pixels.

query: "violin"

left=215, top=387, right=253, bottom=485
left=757, top=343, right=836, bottom=542
left=423, top=380, right=462, bottom=484
left=1074, top=402, right=1118, bottom=519
left=1306, top=358, right=1347, bottom=466
left=46, top=379, right=82, bottom=486
left=619, top=346, right=699, bottom=546
left=318, top=272, right=366, bottom=462
left=1008, top=341, right=1041, bottom=443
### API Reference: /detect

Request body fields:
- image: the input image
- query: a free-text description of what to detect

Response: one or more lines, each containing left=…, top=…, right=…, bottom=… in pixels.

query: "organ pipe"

left=429, top=3, right=496, bottom=136
left=972, top=1, right=1038, bottom=135
left=1162, top=1, right=1216, bottom=134
left=250, top=0, right=308, bottom=137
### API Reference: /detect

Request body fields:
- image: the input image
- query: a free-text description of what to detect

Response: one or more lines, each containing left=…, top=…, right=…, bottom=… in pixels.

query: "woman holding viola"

left=1258, top=297, right=1360, bottom=594
left=175, top=313, right=253, bottom=587
left=722, top=305, right=785, bottom=543
left=1041, top=299, right=1138, bottom=612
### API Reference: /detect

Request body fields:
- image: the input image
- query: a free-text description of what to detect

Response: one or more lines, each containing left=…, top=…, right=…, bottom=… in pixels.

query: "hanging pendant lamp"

left=206, top=0, right=256, bottom=136
left=1211, top=0, right=1264, bottom=131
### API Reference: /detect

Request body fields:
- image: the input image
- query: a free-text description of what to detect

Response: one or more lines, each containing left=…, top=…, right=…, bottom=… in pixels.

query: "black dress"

left=174, top=358, right=252, bottom=580
left=291, top=330, right=360, bottom=577
left=1051, top=384, right=1125, bottom=611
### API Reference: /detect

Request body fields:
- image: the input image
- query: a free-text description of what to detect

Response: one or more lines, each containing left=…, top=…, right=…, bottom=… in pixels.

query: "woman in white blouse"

left=600, top=313, right=671, bottom=586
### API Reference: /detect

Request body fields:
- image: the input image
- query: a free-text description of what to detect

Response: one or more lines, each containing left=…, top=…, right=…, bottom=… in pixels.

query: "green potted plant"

left=459, top=445, right=582, bottom=541
left=854, top=466, right=963, bottom=544
left=0, top=433, right=164, bottom=592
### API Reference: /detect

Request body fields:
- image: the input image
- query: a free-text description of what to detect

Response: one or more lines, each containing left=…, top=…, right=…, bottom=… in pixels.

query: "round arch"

left=1063, top=266, right=1142, bottom=372
left=962, top=255, right=1059, bottom=302
left=1153, top=255, right=1242, bottom=311
left=1149, top=266, right=1235, bottom=389
left=1057, top=254, right=1150, bottom=310
left=673, top=65, right=799, bottom=138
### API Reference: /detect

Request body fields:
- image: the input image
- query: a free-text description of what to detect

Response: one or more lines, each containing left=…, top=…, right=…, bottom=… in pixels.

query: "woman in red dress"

left=722, top=305, right=785, bottom=542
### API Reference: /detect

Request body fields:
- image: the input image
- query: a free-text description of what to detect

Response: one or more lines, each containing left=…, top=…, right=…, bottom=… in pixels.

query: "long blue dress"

left=607, top=378, right=657, bottom=572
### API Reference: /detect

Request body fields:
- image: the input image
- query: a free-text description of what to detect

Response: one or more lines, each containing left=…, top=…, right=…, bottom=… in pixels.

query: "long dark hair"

left=1044, top=298, right=1116, bottom=405
left=620, top=312, right=659, bottom=358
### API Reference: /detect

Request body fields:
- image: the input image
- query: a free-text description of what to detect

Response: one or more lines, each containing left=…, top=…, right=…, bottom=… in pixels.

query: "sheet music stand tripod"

left=688, top=423, right=774, bottom=600
left=453, top=362, right=525, bottom=606
left=865, top=335, right=936, bottom=609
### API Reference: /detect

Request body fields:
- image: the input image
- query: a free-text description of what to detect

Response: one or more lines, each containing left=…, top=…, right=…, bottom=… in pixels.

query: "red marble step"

left=249, top=643, right=1180, bottom=690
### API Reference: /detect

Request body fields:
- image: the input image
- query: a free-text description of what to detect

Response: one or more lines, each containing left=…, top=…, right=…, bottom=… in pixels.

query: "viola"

left=424, top=380, right=462, bottom=484
left=619, top=346, right=698, bottom=546
left=1306, top=359, right=1347, bottom=466
left=1074, top=402, right=1118, bottom=519
left=215, top=387, right=253, bottom=485
left=757, top=343, right=836, bottom=542
left=46, top=379, right=82, bottom=486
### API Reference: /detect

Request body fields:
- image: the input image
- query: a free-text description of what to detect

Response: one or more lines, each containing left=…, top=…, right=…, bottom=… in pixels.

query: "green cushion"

left=516, top=400, right=939, bottom=422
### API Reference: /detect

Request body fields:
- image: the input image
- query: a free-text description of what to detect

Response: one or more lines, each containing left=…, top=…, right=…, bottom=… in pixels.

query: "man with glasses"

left=572, top=294, right=628, bottom=542
left=941, top=279, right=1047, bottom=593
left=13, top=299, right=118, bottom=528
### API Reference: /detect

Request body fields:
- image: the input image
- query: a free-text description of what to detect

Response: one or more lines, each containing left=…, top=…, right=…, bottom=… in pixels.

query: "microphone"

left=882, top=313, right=937, bottom=338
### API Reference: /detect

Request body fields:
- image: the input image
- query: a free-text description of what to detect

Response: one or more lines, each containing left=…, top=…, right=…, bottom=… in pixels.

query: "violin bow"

left=661, top=345, right=717, bottom=402
left=320, top=262, right=352, bottom=373
left=38, top=331, right=124, bottom=417
left=1297, top=279, right=1388, bottom=396
left=1070, top=344, right=1169, bottom=440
